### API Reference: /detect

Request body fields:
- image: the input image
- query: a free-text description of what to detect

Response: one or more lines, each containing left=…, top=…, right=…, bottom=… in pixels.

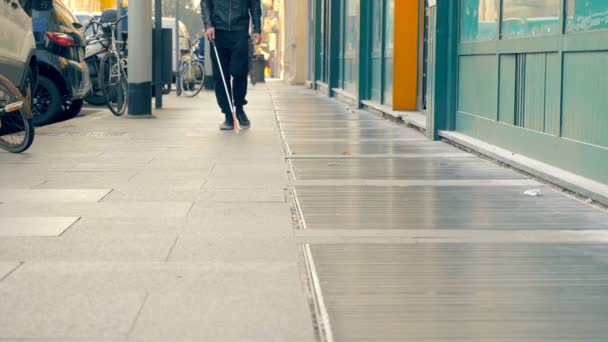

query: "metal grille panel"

left=290, top=158, right=526, bottom=180
left=309, top=243, right=608, bottom=342
left=293, top=186, right=608, bottom=230
left=287, top=141, right=459, bottom=155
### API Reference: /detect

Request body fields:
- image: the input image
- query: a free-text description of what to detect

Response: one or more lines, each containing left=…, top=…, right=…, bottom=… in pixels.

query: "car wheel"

left=59, top=99, right=83, bottom=121
left=33, top=76, right=63, bottom=126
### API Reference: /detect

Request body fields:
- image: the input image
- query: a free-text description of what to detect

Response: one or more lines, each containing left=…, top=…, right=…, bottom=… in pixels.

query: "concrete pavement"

left=0, top=84, right=316, bottom=341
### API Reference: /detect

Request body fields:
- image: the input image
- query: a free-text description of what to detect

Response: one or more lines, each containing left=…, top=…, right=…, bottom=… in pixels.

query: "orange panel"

left=100, top=0, right=116, bottom=11
left=393, top=0, right=420, bottom=110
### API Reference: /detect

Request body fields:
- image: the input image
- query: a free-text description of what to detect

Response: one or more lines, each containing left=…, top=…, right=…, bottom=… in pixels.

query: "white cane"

left=212, top=43, right=240, bottom=132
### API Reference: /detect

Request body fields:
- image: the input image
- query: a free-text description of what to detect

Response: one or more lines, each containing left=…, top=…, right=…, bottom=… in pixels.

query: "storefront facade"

left=428, top=0, right=608, bottom=184
left=307, top=0, right=424, bottom=111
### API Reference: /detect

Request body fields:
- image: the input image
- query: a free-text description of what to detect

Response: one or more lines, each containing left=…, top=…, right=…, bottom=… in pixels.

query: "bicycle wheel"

left=100, top=52, right=128, bottom=116
left=0, top=75, right=34, bottom=153
left=180, top=62, right=205, bottom=97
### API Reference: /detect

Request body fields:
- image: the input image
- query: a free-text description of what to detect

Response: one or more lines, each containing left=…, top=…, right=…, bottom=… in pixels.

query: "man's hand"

left=205, top=27, right=216, bottom=41
left=252, top=33, right=261, bottom=45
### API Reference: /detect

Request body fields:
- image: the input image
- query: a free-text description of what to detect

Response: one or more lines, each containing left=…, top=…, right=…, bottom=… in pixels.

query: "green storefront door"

left=456, top=0, right=608, bottom=184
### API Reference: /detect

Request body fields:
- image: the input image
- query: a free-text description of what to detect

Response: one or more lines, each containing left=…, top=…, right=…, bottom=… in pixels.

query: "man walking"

left=201, top=0, right=262, bottom=130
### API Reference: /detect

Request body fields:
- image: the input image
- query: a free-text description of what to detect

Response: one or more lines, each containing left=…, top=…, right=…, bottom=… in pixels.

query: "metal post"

left=128, top=0, right=153, bottom=115
left=154, top=0, right=162, bottom=108
left=175, top=0, right=179, bottom=84
left=116, top=0, right=123, bottom=40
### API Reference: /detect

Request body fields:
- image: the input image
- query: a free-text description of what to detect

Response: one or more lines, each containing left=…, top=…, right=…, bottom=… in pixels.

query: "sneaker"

left=219, top=120, right=234, bottom=130
left=236, top=111, right=251, bottom=129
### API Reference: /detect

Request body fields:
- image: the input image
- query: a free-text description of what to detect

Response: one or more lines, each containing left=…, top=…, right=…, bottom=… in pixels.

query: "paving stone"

left=0, top=286, right=146, bottom=340
left=167, top=236, right=299, bottom=263
left=0, top=189, right=110, bottom=203
left=0, top=218, right=80, bottom=236
left=0, top=262, right=20, bottom=281
left=0, top=237, right=175, bottom=262
left=0, top=202, right=194, bottom=218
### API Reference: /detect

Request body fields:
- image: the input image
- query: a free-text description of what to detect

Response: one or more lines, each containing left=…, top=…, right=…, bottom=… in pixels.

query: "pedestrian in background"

left=201, top=0, right=262, bottom=130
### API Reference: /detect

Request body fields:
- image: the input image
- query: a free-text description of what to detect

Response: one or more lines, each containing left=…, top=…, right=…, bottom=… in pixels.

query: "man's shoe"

left=237, top=111, right=251, bottom=129
left=219, top=120, right=234, bottom=130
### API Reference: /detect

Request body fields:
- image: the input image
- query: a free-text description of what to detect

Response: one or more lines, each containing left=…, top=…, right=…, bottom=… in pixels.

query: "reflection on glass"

left=384, top=0, right=394, bottom=105
left=461, top=0, right=499, bottom=41
left=370, top=0, right=382, bottom=102
left=343, top=0, right=359, bottom=93
left=502, top=0, right=560, bottom=39
left=567, top=0, right=608, bottom=32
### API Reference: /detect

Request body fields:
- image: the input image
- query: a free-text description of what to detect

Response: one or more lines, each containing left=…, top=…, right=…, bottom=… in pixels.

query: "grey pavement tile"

left=0, top=237, right=175, bottom=262
left=0, top=262, right=20, bottom=281
left=0, top=202, right=194, bottom=218
left=128, top=170, right=210, bottom=184
left=3, top=262, right=305, bottom=295
left=69, top=162, right=146, bottom=172
left=167, top=236, right=299, bottom=263
left=127, top=265, right=315, bottom=342
left=0, top=189, right=110, bottom=203
left=198, top=187, right=286, bottom=203
left=102, top=187, right=203, bottom=202
left=0, top=286, right=146, bottom=340
left=62, top=217, right=186, bottom=238
left=0, top=179, right=47, bottom=189
left=0, top=218, right=80, bottom=237
left=187, top=202, right=293, bottom=226
left=210, top=163, right=289, bottom=179
left=203, top=176, right=288, bottom=188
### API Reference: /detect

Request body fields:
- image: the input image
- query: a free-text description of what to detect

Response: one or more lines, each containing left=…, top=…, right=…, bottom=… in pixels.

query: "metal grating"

left=280, top=121, right=391, bottom=130
left=286, top=141, right=458, bottom=155
left=290, top=157, right=526, bottom=180
left=293, top=185, right=608, bottom=230
left=277, top=114, right=383, bottom=121
left=307, top=243, right=608, bottom=342
left=282, top=129, right=424, bottom=140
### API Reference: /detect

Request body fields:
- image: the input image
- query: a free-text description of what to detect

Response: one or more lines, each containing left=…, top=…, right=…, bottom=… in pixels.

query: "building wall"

left=428, top=0, right=608, bottom=184
left=304, top=0, right=424, bottom=110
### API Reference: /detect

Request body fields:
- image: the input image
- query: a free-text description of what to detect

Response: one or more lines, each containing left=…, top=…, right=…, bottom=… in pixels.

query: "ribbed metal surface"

left=277, top=114, right=383, bottom=121
left=293, top=186, right=608, bottom=230
left=309, top=243, right=608, bottom=342
left=271, top=84, right=608, bottom=342
left=280, top=121, right=392, bottom=131
left=282, top=129, right=423, bottom=141
left=290, top=158, right=526, bottom=180
left=287, top=141, right=458, bottom=155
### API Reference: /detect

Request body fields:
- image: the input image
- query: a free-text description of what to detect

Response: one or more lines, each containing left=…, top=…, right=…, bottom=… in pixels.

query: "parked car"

left=31, top=0, right=90, bottom=125
left=0, top=0, right=43, bottom=102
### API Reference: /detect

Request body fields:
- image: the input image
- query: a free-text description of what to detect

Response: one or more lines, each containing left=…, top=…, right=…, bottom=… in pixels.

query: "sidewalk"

left=1, top=81, right=608, bottom=341
left=0, top=85, right=316, bottom=341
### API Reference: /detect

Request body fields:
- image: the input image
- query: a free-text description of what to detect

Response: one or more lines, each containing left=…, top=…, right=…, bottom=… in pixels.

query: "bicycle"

left=98, top=14, right=128, bottom=116
left=177, top=39, right=205, bottom=98
left=0, top=75, right=34, bottom=153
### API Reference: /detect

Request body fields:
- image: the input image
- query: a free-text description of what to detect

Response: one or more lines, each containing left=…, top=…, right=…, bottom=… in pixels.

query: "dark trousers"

left=211, top=29, right=250, bottom=119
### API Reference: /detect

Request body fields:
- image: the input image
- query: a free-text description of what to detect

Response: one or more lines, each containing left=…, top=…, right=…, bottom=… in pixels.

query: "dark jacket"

left=201, top=0, right=262, bottom=34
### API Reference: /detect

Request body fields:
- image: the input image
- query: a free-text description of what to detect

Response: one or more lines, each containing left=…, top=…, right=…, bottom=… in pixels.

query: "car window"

left=54, top=1, right=78, bottom=29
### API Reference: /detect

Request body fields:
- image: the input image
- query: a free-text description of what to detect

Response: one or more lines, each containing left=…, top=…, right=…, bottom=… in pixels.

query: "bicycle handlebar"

left=86, top=14, right=128, bottom=30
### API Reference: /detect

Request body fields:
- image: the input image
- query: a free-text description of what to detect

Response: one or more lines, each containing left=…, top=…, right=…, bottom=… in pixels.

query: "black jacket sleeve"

left=201, top=0, right=213, bottom=30
left=249, top=0, right=262, bottom=33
